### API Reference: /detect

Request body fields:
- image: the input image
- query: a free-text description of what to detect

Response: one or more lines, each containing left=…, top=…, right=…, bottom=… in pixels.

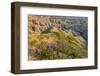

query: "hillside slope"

left=28, top=15, right=88, bottom=60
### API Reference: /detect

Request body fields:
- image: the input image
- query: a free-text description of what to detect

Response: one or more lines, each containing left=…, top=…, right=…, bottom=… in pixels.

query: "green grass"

left=28, top=29, right=88, bottom=60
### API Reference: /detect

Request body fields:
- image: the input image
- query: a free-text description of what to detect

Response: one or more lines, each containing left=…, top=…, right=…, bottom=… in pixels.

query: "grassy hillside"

left=28, top=15, right=88, bottom=60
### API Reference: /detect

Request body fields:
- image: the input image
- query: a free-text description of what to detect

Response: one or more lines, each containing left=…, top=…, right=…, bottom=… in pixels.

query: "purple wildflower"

left=47, top=45, right=52, bottom=51
left=47, top=44, right=57, bottom=51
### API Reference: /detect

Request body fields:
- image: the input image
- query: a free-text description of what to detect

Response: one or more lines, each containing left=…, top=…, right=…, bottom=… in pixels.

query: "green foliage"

left=29, top=26, right=87, bottom=60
